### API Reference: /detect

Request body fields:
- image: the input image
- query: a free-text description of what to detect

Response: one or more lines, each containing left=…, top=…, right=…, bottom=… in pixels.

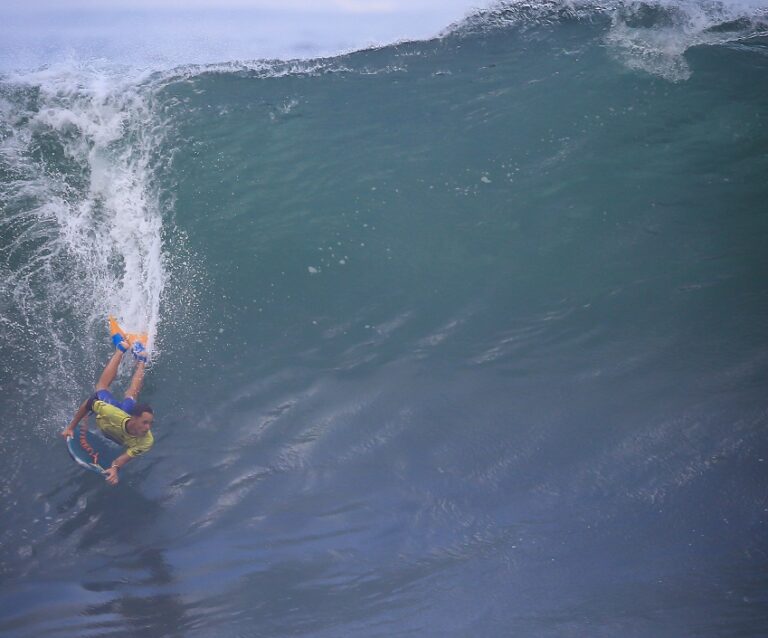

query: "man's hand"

left=64, top=398, right=91, bottom=439
left=104, top=466, right=119, bottom=485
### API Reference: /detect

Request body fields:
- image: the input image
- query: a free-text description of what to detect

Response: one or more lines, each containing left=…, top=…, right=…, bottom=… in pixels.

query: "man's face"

left=131, top=411, right=154, bottom=436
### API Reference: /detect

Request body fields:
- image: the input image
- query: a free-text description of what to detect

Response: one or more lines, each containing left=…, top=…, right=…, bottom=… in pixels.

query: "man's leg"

left=125, top=361, right=146, bottom=402
left=95, top=350, right=124, bottom=392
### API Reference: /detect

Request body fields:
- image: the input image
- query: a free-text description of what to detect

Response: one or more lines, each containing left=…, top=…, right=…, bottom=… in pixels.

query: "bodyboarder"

left=61, top=317, right=154, bottom=485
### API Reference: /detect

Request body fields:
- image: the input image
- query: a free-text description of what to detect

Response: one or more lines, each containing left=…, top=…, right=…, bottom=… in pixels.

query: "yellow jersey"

left=91, top=399, right=154, bottom=458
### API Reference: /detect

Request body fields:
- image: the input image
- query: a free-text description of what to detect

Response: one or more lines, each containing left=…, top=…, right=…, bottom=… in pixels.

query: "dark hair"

left=130, top=403, right=154, bottom=418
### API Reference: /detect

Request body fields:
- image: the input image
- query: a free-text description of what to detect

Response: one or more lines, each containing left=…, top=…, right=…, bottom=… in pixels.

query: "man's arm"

left=60, top=398, right=92, bottom=438
left=103, top=452, right=132, bottom=485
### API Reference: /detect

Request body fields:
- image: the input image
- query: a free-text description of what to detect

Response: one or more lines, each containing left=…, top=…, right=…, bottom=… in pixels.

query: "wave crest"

left=450, top=0, right=768, bottom=80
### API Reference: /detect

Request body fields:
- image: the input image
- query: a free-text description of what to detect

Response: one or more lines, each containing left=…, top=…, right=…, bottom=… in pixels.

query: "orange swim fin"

left=126, top=331, right=148, bottom=348
left=109, top=316, right=148, bottom=358
left=108, top=315, right=129, bottom=352
left=127, top=332, right=149, bottom=362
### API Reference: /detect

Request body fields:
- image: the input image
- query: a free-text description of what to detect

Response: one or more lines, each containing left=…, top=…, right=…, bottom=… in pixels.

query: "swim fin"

left=108, top=315, right=129, bottom=352
left=108, top=316, right=149, bottom=361
left=128, top=332, right=149, bottom=363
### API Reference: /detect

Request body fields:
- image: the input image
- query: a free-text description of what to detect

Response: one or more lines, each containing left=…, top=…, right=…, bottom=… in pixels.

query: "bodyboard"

left=66, top=430, right=121, bottom=474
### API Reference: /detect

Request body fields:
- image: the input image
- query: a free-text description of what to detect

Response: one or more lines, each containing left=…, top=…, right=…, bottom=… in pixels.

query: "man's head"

left=128, top=403, right=154, bottom=436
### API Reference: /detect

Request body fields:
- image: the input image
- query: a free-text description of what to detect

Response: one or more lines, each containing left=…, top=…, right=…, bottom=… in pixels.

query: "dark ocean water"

left=1, top=1, right=768, bottom=636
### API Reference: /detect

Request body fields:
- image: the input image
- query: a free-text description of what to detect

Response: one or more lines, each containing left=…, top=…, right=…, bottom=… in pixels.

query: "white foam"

left=605, top=0, right=768, bottom=80
left=453, top=0, right=768, bottom=80
left=0, top=61, right=168, bottom=412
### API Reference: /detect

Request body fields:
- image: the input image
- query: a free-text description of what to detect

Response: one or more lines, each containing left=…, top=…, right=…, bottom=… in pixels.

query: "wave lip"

left=450, top=0, right=768, bottom=80
left=607, top=0, right=768, bottom=79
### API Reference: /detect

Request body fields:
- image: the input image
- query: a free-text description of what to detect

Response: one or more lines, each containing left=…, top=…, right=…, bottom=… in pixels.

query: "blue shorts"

left=93, top=389, right=136, bottom=415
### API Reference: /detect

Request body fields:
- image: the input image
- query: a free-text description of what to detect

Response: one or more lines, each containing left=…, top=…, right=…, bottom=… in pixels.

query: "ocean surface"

left=2, top=1, right=768, bottom=636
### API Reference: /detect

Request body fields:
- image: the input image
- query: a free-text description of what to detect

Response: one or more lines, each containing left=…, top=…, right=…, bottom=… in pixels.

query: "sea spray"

left=0, top=63, right=169, bottom=429
left=453, top=0, right=768, bottom=80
